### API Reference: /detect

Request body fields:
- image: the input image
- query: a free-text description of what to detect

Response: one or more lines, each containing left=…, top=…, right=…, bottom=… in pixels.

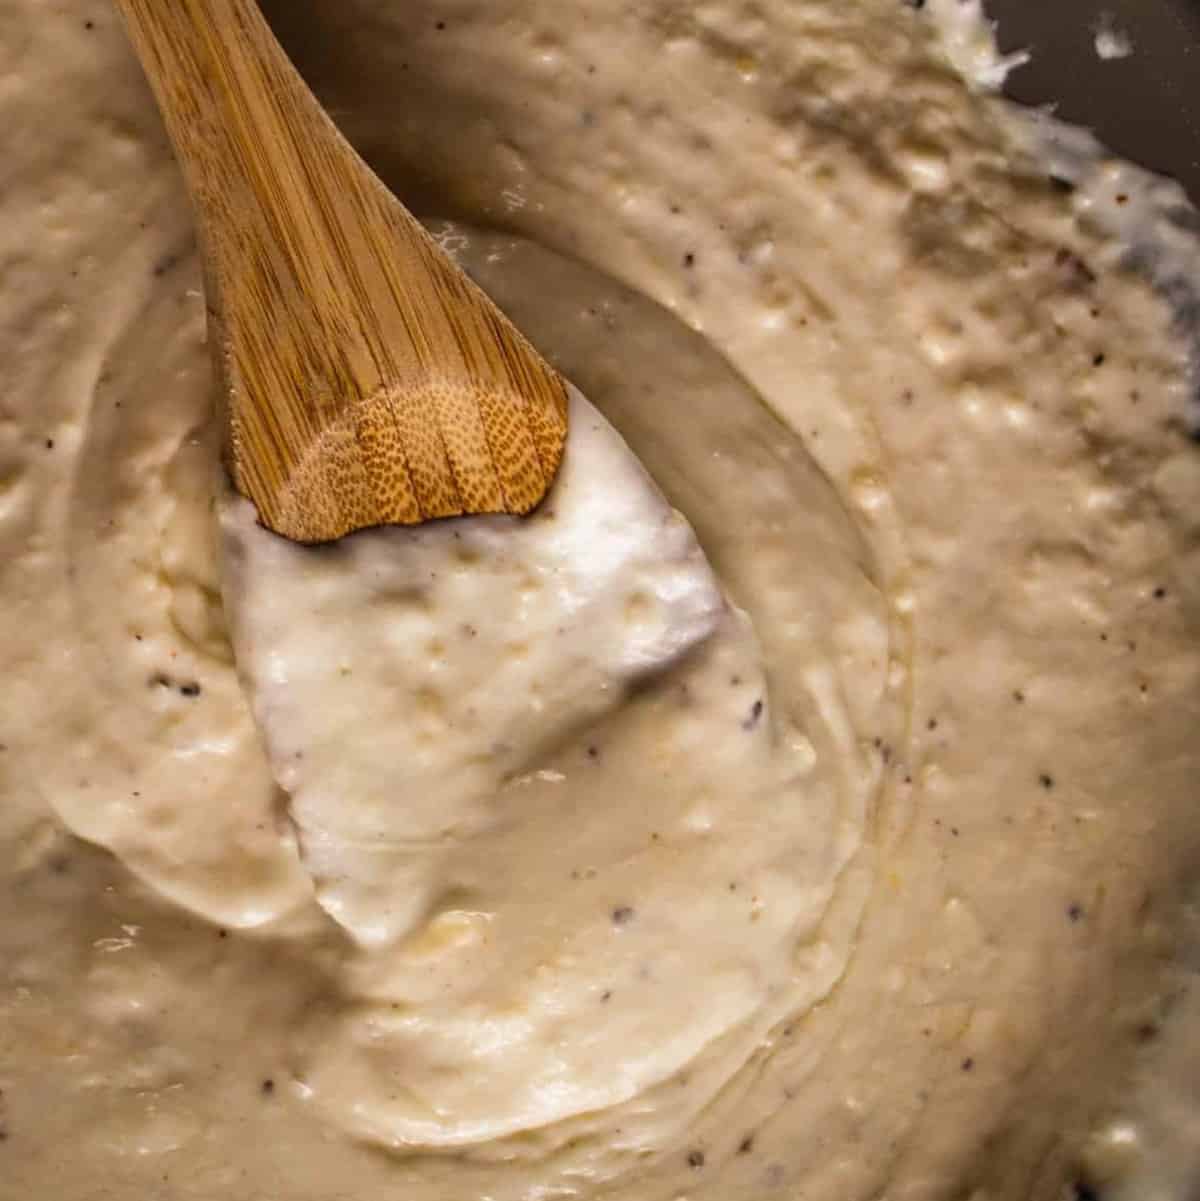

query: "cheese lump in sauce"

left=2, top=1, right=1200, bottom=1200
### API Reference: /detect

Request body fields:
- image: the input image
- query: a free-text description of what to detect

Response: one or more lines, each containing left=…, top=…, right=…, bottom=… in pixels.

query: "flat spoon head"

left=115, top=0, right=568, bottom=543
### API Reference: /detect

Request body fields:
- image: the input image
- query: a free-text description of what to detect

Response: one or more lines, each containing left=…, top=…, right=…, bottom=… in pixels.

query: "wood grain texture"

left=114, top=0, right=569, bottom=543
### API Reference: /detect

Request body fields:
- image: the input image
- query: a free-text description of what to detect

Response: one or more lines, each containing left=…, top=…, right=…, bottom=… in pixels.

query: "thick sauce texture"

left=1, top=1, right=1199, bottom=1199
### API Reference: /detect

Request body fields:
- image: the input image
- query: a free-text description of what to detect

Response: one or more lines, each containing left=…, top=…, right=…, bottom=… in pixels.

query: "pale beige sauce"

left=2, top=1, right=1200, bottom=1199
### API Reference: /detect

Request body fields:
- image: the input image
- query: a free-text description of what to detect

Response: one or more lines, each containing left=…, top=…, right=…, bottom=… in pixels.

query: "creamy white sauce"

left=221, top=353, right=884, bottom=1161
left=221, top=389, right=728, bottom=951
left=1, top=0, right=1199, bottom=1198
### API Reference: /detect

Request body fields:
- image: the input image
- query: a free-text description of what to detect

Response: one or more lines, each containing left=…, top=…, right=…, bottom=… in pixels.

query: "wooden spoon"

left=114, top=0, right=569, bottom=544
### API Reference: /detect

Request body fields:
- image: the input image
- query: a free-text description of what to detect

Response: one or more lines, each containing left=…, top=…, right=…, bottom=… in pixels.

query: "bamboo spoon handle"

left=114, top=0, right=569, bottom=543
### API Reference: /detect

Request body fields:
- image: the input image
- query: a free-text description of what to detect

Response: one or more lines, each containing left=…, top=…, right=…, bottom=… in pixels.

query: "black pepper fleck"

left=179, top=681, right=201, bottom=698
left=738, top=1135, right=755, bottom=1154
left=687, top=1150, right=705, bottom=1169
left=45, top=439, right=54, bottom=449
left=1068, top=903, right=1084, bottom=922
left=1153, top=587, right=1166, bottom=600
left=1013, top=690, right=1025, bottom=703
left=600, top=990, right=612, bottom=1002
left=742, top=698, right=764, bottom=730
left=611, top=905, right=635, bottom=926
left=683, top=252, right=695, bottom=268
left=1092, top=353, right=1106, bottom=367
left=1054, top=247, right=1096, bottom=287
left=961, top=1057, right=974, bottom=1071
left=261, top=1079, right=275, bottom=1096
left=1039, top=773, right=1055, bottom=790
